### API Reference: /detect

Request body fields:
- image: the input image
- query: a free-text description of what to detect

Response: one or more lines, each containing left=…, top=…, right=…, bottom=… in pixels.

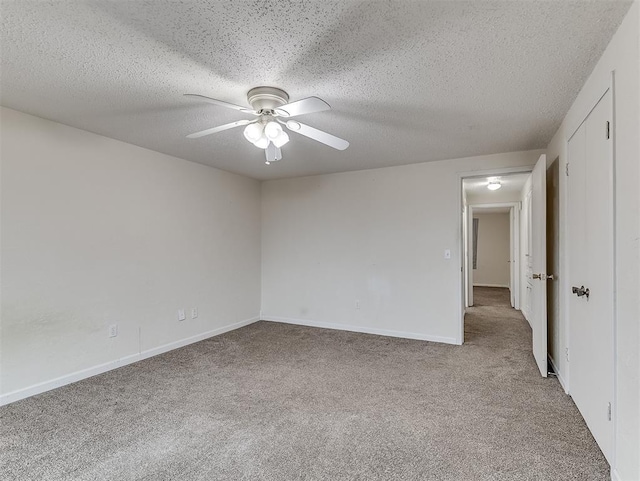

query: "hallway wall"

left=473, top=213, right=510, bottom=288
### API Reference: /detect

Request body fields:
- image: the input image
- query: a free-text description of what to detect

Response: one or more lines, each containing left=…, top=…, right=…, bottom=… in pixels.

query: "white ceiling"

left=464, top=172, right=530, bottom=203
left=0, top=1, right=631, bottom=181
left=472, top=206, right=511, bottom=214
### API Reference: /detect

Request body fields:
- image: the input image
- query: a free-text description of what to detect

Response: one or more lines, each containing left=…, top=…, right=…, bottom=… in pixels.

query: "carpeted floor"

left=0, top=287, right=608, bottom=480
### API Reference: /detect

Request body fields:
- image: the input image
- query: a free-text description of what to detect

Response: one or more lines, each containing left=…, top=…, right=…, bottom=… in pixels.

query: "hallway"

left=466, top=286, right=527, bottom=347
left=462, top=286, right=609, bottom=478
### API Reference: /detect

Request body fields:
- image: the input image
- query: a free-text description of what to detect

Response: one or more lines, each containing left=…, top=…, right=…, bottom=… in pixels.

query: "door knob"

left=533, top=273, right=542, bottom=279
left=572, top=285, right=590, bottom=299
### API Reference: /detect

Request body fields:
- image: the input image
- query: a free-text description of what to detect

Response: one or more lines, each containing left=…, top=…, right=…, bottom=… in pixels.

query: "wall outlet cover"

left=108, top=324, right=118, bottom=338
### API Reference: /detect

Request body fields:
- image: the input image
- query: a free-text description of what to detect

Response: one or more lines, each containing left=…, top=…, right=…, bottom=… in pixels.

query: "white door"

left=467, top=206, right=474, bottom=306
left=530, top=154, right=548, bottom=377
left=463, top=204, right=469, bottom=309
left=509, top=207, right=516, bottom=308
left=567, top=89, right=614, bottom=462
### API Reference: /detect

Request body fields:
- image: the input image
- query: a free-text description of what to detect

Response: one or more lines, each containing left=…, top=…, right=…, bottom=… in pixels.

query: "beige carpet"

left=0, top=287, right=608, bottom=480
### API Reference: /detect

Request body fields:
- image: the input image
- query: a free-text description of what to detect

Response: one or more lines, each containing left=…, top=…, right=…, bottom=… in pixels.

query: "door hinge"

left=607, top=402, right=612, bottom=421
left=565, top=347, right=569, bottom=362
left=565, top=163, right=569, bottom=176
left=606, top=121, right=610, bottom=139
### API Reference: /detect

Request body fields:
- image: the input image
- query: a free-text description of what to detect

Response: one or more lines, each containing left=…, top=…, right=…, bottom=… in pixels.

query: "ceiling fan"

left=184, top=87, right=349, bottom=164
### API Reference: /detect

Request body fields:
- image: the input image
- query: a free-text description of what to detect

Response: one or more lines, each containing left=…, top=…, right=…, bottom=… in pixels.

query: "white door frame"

left=467, top=202, right=521, bottom=308
left=457, top=166, right=533, bottom=344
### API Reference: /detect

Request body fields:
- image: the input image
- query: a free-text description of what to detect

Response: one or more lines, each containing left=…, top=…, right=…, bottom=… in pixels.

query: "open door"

left=509, top=207, right=516, bottom=308
left=530, top=154, right=548, bottom=377
left=467, top=206, right=474, bottom=307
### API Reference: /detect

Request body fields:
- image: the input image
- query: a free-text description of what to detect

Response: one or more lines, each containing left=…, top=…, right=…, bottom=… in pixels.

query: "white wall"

left=0, top=107, right=262, bottom=403
left=473, top=213, right=510, bottom=288
left=261, top=150, right=543, bottom=345
left=546, top=2, right=639, bottom=478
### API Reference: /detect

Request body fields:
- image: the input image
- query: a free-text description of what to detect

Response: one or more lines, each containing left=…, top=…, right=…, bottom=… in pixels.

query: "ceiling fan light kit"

left=185, top=87, right=349, bottom=165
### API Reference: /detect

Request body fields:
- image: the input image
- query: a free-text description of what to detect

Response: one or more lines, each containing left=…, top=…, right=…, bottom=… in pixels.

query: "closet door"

left=568, top=89, right=614, bottom=463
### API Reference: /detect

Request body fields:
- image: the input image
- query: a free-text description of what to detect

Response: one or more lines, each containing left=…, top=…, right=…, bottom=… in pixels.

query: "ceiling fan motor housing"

left=247, top=86, right=289, bottom=113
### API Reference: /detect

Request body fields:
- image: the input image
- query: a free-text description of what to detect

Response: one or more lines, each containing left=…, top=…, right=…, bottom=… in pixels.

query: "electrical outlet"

left=108, top=324, right=118, bottom=338
left=178, top=309, right=186, bottom=321
left=355, top=300, right=361, bottom=309
left=444, top=249, right=451, bottom=259
left=191, top=307, right=198, bottom=319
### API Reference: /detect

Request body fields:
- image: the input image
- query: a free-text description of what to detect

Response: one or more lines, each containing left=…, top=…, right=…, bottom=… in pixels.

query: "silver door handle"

left=572, top=286, right=590, bottom=299
left=533, top=274, right=555, bottom=280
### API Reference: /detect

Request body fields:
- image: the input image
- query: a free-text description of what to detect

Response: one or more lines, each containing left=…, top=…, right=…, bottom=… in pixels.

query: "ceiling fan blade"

left=186, top=119, right=252, bottom=139
left=275, top=97, right=331, bottom=117
left=285, top=121, right=349, bottom=150
left=184, top=94, right=255, bottom=114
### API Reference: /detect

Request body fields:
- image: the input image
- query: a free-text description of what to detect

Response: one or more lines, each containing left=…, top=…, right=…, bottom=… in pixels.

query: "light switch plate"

left=178, top=309, right=186, bottom=321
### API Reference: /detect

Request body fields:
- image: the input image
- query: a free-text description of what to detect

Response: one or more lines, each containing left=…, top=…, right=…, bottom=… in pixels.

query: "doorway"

left=462, top=172, right=532, bottom=314
left=460, top=159, right=548, bottom=377
left=546, top=158, right=561, bottom=380
left=467, top=204, right=516, bottom=308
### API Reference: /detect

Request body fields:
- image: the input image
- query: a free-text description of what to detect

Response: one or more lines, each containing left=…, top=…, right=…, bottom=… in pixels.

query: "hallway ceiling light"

left=487, top=180, right=502, bottom=190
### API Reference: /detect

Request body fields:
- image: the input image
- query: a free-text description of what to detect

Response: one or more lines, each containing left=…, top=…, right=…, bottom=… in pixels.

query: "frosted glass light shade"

left=254, top=135, right=270, bottom=149
left=243, top=123, right=263, bottom=143
left=272, top=131, right=290, bottom=148
left=264, top=121, right=282, bottom=140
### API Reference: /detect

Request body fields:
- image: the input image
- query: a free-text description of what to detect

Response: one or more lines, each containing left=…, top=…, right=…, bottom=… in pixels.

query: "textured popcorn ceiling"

left=0, top=1, right=632, bottom=180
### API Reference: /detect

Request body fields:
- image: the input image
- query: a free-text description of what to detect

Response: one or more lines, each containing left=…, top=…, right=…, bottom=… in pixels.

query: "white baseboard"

left=610, top=468, right=620, bottom=481
left=0, top=316, right=259, bottom=406
left=548, top=354, right=568, bottom=393
left=262, top=315, right=459, bottom=345
left=473, top=283, right=510, bottom=288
